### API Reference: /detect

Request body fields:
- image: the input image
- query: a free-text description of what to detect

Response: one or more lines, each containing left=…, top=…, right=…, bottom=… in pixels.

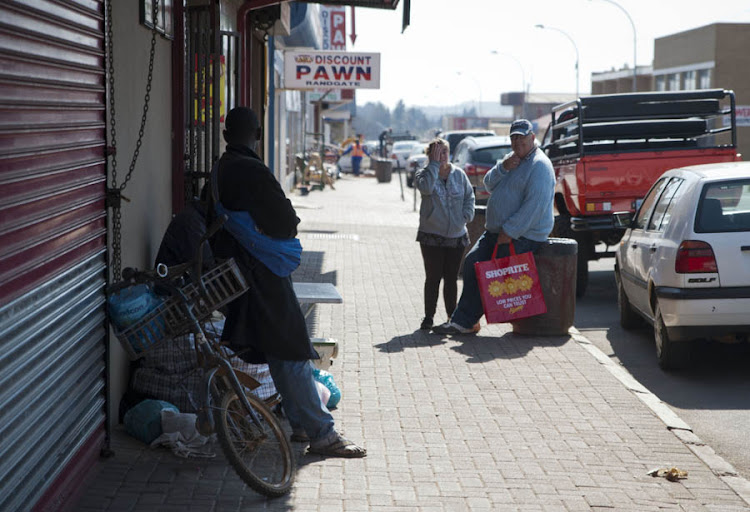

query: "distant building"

left=653, top=23, right=750, bottom=160
left=591, top=65, right=653, bottom=94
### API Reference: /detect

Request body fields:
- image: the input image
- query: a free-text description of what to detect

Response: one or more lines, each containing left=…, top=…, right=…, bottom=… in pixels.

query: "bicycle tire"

left=214, top=389, right=295, bottom=497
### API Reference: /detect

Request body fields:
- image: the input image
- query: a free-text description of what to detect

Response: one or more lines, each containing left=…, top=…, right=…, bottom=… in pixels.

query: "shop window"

left=140, top=0, right=174, bottom=39
left=668, top=73, right=680, bottom=91
left=698, top=69, right=712, bottom=89
left=655, top=75, right=665, bottom=91
left=683, top=70, right=696, bottom=90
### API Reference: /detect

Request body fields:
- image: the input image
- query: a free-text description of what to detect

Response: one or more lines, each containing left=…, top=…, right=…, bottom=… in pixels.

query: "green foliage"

left=352, top=100, right=439, bottom=140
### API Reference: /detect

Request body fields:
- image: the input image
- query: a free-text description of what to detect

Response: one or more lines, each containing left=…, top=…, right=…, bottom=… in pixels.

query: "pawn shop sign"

left=284, top=50, right=380, bottom=90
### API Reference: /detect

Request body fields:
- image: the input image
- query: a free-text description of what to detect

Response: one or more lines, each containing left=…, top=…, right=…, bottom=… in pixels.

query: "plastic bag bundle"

left=312, top=368, right=341, bottom=409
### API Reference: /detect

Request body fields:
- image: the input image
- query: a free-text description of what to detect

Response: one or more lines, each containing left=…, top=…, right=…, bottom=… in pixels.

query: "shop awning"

left=246, top=0, right=399, bottom=10
left=300, top=0, right=399, bottom=8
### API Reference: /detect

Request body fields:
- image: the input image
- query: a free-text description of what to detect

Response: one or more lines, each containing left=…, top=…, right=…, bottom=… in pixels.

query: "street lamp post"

left=489, top=51, right=527, bottom=118
left=535, top=24, right=579, bottom=98
left=456, top=71, right=482, bottom=116
left=589, top=0, right=637, bottom=91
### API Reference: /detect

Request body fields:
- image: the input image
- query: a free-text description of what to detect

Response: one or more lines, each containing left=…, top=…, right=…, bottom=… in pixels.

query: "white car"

left=614, top=162, right=750, bottom=370
left=390, top=140, right=420, bottom=169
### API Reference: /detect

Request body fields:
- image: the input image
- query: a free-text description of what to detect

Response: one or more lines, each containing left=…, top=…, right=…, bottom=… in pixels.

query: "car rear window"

left=472, top=146, right=512, bottom=165
left=695, top=179, right=750, bottom=232
left=446, top=132, right=493, bottom=154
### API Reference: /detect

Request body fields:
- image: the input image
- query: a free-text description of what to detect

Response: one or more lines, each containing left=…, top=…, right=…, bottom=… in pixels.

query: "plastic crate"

left=112, top=258, right=248, bottom=360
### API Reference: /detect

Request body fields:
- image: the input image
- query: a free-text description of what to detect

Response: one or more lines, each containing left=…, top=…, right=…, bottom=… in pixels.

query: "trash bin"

left=511, top=237, right=578, bottom=336
left=373, top=157, right=393, bottom=183
left=459, top=204, right=485, bottom=274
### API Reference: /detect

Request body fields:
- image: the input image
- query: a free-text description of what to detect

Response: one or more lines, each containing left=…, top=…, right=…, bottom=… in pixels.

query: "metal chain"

left=106, top=0, right=160, bottom=280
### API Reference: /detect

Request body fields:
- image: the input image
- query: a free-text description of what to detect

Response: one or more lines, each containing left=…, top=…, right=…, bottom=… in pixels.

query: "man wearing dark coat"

left=208, top=106, right=366, bottom=458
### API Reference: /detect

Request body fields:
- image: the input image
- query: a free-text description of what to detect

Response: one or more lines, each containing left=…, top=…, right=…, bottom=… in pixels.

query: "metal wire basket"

left=112, top=258, right=248, bottom=360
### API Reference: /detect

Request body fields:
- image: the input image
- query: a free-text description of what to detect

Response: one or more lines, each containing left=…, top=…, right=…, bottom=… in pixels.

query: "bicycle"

left=108, top=217, right=295, bottom=497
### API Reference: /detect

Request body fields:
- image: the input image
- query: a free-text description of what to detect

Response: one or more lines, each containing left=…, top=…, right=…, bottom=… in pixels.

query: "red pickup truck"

left=541, top=89, right=740, bottom=297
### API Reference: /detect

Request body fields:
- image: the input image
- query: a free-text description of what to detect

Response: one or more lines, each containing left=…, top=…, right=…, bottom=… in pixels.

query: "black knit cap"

left=225, top=106, right=260, bottom=139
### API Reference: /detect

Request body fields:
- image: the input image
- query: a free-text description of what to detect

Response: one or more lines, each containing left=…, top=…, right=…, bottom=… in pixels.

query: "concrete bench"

left=293, top=282, right=342, bottom=370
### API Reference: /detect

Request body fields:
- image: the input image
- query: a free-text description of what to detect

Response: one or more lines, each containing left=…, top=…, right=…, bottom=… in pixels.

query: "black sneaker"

left=431, top=321, right=476, bottom=335
left=420, top=317, right=433, bottom=330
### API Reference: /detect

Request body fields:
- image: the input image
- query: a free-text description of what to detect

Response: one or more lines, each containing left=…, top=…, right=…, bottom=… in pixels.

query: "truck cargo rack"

left=542, top=89, right=737, bottom=159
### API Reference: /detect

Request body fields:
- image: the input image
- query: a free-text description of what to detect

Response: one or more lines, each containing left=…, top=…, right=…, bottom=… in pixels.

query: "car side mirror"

left=613, top=211, right=634, bottom=229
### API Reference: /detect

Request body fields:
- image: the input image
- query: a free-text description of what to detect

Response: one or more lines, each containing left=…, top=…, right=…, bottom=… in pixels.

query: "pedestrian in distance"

left=432, top=119, right=555, bottom=335
left=414, top=137, right=475, bottom=331
left=208, top=106, right=366, bottom=458
left=340, top=138, right=370, bottom=176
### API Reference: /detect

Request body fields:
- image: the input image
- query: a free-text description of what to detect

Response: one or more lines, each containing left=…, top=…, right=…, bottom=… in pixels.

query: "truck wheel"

left=654, top=302, right=690, bottom=371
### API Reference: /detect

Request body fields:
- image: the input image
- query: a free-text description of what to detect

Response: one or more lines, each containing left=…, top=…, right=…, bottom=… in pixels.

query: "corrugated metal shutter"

left=0, top=1, right=108, bottom=510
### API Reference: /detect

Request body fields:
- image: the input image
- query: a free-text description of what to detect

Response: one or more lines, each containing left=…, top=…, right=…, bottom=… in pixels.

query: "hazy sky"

left=347, top=0, right=750, bottom=109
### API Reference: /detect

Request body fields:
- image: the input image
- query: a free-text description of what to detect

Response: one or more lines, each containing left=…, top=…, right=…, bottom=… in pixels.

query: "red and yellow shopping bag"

left=474, top=242, right=546, bottom=323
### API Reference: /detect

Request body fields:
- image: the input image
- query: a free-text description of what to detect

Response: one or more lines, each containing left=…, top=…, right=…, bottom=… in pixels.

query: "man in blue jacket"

left=433, top=119, right=555, bottom=335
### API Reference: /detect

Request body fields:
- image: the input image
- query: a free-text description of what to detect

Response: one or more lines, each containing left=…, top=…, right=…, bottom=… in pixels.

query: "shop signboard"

left=284, top=50, right=380, bottom=90
left=320, top=5, right=346, bottom=50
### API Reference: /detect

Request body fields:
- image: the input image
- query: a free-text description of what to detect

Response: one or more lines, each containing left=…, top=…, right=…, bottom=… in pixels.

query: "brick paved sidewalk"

left=75, top=174, right=750, bottom=511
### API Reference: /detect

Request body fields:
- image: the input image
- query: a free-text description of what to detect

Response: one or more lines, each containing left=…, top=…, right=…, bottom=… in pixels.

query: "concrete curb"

left=569, top=327, right=750, bottom=506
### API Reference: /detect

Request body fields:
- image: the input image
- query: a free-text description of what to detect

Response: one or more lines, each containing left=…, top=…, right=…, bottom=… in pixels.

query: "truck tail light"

left=675, top=240, right=718, bottom=273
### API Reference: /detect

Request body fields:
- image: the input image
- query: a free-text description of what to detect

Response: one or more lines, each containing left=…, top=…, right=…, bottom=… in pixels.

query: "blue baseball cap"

left=509, top=119, right=534, bottom=136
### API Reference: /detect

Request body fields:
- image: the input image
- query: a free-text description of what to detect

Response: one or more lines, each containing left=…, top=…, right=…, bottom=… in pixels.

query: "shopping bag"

left=474, top=241, right=547, bottom=323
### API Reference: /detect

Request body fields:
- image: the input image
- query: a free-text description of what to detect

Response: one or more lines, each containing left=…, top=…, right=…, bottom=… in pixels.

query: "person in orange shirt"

left=340, top=139, right=370, bottom=176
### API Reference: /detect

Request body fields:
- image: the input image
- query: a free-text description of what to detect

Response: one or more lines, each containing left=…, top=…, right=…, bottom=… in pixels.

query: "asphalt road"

left=574, top=256, right=750, bottom=481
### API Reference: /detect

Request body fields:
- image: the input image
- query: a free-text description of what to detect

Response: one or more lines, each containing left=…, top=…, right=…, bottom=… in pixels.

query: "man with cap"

left=432, top=119, right=555, bottom=335
left=209, top=106, right=366, bottom=457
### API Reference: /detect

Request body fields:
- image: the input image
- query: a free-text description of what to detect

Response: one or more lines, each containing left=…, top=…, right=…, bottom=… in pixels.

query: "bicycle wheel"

left=214, top=389, right=295, bottom=497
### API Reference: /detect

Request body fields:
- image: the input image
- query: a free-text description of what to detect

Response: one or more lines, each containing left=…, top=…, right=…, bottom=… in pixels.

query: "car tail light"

left=675, top=240, right=718, bottom=273
left=464, top=164, right=477, bottom=176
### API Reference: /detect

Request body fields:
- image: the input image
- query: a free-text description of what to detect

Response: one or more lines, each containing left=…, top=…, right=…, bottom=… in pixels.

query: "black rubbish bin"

left=511, top=237, right=578, bottom=336
left=459, top=204, right=486, bottom=274
left=373, top=157, right=393, bottom=183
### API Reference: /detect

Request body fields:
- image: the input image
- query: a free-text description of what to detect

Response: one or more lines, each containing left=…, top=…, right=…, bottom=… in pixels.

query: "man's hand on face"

left=502, top=152, right=521, bottom=171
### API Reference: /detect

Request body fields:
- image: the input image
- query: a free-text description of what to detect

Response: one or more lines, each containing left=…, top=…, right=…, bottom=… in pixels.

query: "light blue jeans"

left=265, top=355, right=336, bottom=443
left=451, top=231, right=543, bottom=329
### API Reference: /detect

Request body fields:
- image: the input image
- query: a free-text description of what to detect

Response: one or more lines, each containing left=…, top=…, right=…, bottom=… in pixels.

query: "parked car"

left=390, top=140, right=421, bottom=169
left=614, top=162, right=750, bottom=370
left=437, top=129, right=495, bottom=159
left=337, top=153, right=371, bottom=175
left=405, top=143, right=428, bottom=187
left=452, top=136, right=512, bottom=204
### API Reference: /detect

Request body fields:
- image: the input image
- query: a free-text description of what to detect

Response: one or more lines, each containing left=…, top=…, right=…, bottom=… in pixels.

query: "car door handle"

left=742, top=246, right=750, bottom=251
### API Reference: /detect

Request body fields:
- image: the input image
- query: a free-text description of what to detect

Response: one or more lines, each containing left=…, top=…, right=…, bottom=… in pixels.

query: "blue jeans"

left=265, top=355, right=336, bottom=443
left=450, top=231, right=543, bottom=329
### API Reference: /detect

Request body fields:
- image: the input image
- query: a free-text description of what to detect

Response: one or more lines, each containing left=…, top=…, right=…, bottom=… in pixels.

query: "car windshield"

left=472, top=146, right=512, bottom=165
left=695, top=179, right=750, bottom=232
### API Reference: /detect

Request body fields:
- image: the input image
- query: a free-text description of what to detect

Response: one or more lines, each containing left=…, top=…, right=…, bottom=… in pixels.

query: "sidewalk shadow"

left=374, top=332, right=447, bottom=353
left=449, top=332, right=571, bottom=364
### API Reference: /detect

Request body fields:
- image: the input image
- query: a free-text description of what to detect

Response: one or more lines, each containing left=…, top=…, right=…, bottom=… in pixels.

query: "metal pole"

left=456, top=71, right=482, bottom=116
left=535, top=24, right=579, bottom=97
left=590, top=0, right=637, bottom=91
